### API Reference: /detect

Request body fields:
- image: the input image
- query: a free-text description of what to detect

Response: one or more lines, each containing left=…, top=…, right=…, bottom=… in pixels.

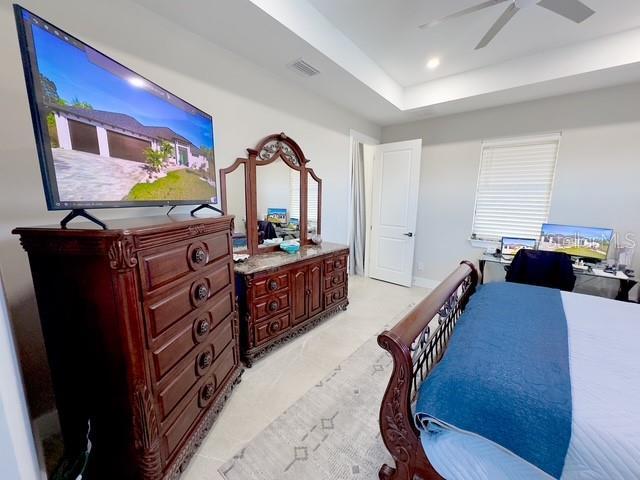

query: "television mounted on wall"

left=14, top=5, right=217, bottom=219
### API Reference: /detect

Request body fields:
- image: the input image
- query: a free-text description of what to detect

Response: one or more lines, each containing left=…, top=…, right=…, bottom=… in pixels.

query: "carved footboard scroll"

left=377, top=261, right=479, bottom=480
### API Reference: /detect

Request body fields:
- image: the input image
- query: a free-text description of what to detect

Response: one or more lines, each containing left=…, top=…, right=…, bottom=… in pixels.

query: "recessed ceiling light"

left=426, top=57, right=440, bottom=70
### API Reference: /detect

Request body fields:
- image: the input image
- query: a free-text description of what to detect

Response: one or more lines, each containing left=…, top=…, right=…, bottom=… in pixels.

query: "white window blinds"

left=289, top=171, right=318, bottom=223
left=472, top=134, right=560, bottom=241
left=290, top=170, right=300, bottom=221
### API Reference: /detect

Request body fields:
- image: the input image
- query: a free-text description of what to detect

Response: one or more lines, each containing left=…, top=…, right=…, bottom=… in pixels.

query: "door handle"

left=403, top=232, right=413, bottom=237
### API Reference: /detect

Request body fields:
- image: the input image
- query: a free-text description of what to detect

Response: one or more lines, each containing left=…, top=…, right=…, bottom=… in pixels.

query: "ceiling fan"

left=419, top=0, right=596, bottom=49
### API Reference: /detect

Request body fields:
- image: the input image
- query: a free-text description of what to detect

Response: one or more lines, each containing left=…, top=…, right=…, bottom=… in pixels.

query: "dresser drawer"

left=252, top=291, right=290, bottom=323
left=150, top=291, right=234, bottom=381
left=139, top=232, right=230, bottom=294
left=156, top=319, right=234, bottom=421
left=145, top=261, right=233, bottom=338
left=162, top=343, right=237, bottom=459
left=253, top=273, right=289, bottom=298
left=324, top=254, right=348, bottom=273
left=254, top=312, right=291, bottom=346
left=324, top=269, right=346, bottom=290
left=324, top=286, right=347, bottom=308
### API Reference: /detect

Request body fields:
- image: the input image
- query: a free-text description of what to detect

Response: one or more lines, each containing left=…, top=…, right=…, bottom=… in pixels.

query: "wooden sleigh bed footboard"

left=378, top=261, right=480, bottom=480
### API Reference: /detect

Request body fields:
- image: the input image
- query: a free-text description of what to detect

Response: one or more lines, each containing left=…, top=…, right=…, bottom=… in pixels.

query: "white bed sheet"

left=420, top=291, right=640, bottom=480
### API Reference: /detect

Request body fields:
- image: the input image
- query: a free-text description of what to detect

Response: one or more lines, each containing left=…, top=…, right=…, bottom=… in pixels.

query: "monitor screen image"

left=539, top=223, right=614, bottom=261
left=15, top=6, right=216, bottom=210
left=266, top=208, right=287, bottom=224
left=501, top=237, right=537, bottom=256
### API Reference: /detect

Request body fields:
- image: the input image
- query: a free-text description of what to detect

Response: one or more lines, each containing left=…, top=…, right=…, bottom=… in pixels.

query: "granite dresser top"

left=234, top=242, right=348, bottom=275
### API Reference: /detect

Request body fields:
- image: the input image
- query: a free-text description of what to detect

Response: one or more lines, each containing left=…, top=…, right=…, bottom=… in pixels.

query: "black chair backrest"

left=257, top=220, right=278, bottom=242
left=506, top=249, right=576, bottom=292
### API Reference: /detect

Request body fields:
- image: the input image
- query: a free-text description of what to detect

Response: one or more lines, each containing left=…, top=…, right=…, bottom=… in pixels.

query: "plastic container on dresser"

left=13, top=215, right=243, bottom=480
left=234, top=242, right=349, bottom=366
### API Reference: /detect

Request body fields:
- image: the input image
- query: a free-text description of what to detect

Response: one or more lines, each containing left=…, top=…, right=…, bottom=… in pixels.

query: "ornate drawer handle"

left=269, top=321, right=281, bottom=333
left=268, top=280, right=278, bottom=291
left=199, top=351, right=213, bottom=370
left=334, top=260, right=341, bottom=268
left=201, top=383, right=215, bottom=402
left=195, top=284, right=208, bottom=301
left=332, top=276, right=340, bottom=285
left=333, top=291, right=340, bottom=300
left=192, top=248, right=207, bottom=264
left=268, top=300, right=279, bottom=312
left=196, top=319, right=210, bottom=337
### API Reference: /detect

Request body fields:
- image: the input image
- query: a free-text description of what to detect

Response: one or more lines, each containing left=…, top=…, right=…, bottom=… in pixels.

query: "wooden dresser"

left=234, top=243, right=349, bottom=365
left=14, top=216, right=242, bottom=479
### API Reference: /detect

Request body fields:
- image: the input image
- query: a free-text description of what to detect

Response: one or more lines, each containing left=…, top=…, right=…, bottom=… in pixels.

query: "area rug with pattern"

left=218, top=307, right=417, bottom=480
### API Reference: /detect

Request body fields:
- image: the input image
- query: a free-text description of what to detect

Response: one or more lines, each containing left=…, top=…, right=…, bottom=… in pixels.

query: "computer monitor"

left=266, top=208, right=287, bottom=224
left=501, top=237, right=537, bottom=257
left=539, top=223, right=614, bottom=262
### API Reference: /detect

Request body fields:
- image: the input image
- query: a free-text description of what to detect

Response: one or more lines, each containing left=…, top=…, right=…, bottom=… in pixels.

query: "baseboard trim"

left=412, top=276, right=441, bottom=289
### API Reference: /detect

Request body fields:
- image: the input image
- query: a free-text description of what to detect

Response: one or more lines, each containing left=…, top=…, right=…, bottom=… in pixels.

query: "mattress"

left=419, top=290, right=640, bottom=479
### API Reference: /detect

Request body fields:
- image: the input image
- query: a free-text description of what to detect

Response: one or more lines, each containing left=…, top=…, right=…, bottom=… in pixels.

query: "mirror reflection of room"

left=255, top=159, right=301, bottom=248
left=226, top=164, right=248, bottom=252
left=307, top=173, right=319, bottom=235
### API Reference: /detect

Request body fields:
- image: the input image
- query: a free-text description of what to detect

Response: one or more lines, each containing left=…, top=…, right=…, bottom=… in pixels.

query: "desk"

left=478, top=253, right=637, bottom=301
left=275, top=226, right=299, bottom=240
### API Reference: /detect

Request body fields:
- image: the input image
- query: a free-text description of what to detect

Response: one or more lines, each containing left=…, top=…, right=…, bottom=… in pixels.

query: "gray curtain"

left=349, top=140, right=366, bottom=275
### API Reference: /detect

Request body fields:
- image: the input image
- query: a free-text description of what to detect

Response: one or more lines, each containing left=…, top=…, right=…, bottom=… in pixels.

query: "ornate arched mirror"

left=249, top=133, right=321, bottom=253
left=220, top=133, right=322, bottom=255
left=254, top=136, right=302, bottom=251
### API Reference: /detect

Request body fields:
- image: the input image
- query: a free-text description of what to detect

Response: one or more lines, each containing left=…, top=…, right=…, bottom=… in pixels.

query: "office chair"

left=506, top=249, right=576, bottom=292
left=257, top=220, right=277, bottom=244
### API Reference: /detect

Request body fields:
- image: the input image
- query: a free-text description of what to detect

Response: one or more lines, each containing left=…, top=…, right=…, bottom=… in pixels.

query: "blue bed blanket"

left=415, top=282, right=572, bottom=479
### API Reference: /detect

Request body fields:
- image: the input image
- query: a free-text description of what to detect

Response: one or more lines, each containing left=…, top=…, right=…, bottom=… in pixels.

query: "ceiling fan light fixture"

left=426, top=57, right=441, bottom=70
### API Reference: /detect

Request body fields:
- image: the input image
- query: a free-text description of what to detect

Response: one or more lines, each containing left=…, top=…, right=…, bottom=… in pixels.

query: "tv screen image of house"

left=501, top=237, right=537, bottom=256
left=538, top=223, right=614, bottom=261
left=15, top=6, right=216, bottom=209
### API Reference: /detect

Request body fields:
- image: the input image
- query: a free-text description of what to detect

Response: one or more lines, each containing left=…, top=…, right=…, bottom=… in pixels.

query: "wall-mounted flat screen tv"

left=14, top=5, right=217, bottom=210
left=539, top=223, right=614, bottom=261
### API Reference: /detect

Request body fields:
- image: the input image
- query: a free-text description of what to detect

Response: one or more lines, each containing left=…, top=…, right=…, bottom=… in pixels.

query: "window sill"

left=469, top=238, right=500, bottom=250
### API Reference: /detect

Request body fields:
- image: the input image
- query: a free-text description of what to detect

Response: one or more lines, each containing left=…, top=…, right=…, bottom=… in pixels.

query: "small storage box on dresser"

left=13, top=216, right=243, bottom=480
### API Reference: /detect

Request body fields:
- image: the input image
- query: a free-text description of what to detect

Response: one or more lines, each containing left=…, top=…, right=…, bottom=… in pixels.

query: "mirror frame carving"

left=219, top=132, right=322, bottom=255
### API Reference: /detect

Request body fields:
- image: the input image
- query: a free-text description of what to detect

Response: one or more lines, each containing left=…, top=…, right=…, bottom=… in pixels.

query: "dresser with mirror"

left=220, top=133, right=349, bottom=366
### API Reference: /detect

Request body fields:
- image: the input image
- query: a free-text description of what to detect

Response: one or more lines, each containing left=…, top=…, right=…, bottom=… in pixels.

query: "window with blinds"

left=289, top=171, right=318, bottom=223
left=471, top=133, right=560, bottom=241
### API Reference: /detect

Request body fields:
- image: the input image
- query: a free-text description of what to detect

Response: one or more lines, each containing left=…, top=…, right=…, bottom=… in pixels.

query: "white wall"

left=0, top=275, right=40, bottom=480
left=0, top=0, right=380, bottom=416
left=382, top=83, right=640, bottom=295
left=225, top=165, right=248, bottom=235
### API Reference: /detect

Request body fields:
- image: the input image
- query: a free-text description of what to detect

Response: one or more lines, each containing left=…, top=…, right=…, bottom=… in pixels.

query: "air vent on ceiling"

left=287, top=58, right=320, bottom=77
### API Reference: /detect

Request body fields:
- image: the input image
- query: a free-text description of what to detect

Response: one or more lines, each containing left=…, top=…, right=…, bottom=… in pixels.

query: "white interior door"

left=369, top=139, right=422, bottom=287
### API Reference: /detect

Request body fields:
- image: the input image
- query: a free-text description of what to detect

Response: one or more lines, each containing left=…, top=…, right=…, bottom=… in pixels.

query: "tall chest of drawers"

left=14, top=216, right=242, bottom=479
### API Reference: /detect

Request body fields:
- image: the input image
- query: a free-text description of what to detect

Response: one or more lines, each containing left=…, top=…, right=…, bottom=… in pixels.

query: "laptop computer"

left=500, top=237, right=537, bottom=260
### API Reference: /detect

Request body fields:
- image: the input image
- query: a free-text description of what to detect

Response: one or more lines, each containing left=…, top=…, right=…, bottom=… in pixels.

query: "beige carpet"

left=218, top=308, right=416, bottom=480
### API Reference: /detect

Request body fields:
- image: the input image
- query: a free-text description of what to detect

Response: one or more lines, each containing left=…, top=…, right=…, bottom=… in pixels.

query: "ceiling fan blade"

left=418, top=0, right=509, bottom=29
left=475, top=3, right=520, bottom=49
left=537, top=0, right=595, bottom=23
